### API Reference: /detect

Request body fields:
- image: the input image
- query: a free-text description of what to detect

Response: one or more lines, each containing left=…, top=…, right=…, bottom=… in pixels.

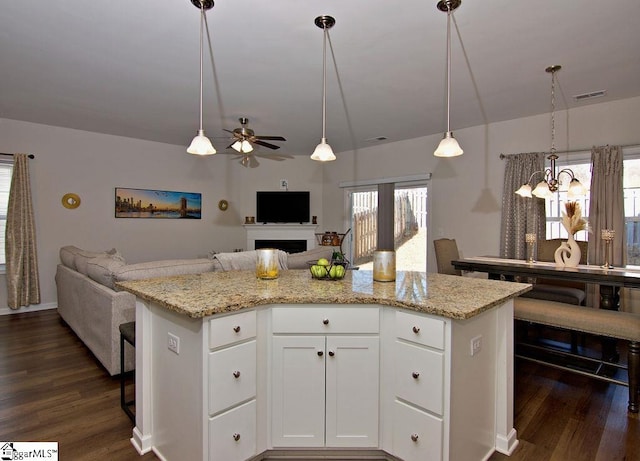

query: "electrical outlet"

left=279, top=179, right=288, bottom=190
left=470, top=335, right=482, bottom=356
left=168, top=332, right=180, bottom=355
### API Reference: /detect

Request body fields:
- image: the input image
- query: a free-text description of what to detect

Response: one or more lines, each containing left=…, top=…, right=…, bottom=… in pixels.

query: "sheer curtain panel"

left=5, top=153, right=40, bottom=309
left=500, top=152, right=546, bottom=259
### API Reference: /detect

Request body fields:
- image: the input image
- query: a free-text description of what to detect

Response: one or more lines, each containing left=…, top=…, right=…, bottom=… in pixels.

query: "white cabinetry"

left=392, top=310, right=446, bottom=461
left=208, top=310, right=257, bottom=461
left=271, top=306, right=380, bottom=448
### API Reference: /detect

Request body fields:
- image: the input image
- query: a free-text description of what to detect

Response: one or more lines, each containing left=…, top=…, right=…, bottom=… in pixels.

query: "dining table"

left=451, top=256, right=640, bottom=312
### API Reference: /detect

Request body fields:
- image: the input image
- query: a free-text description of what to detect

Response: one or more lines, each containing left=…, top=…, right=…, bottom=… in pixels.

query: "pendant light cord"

left=550, top=69, right=556, bottom=155
left=445, top=6, right=452, bottom=133
left=198, top=3, right=205, bottom=132
left=321, top=27, right=328, bottom=140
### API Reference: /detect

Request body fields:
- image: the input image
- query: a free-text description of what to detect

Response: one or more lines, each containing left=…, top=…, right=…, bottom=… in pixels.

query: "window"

left=543, top=150, right=640, bottom=265
left=0, top=161, right=13, bottom=267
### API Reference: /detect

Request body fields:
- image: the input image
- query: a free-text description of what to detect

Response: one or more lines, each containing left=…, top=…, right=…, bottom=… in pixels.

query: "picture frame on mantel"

left=115, top=187, right=202, bottom=219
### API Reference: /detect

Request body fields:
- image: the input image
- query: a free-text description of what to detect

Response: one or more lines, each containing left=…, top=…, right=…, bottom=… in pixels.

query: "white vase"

left=554, top=233, right=581, bottom=267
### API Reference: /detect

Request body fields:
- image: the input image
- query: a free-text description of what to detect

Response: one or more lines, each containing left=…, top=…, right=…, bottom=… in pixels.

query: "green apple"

left=329, top=265, right=345, bottom=279
left=311, top=265, right=328, bottom=278
left=317, top=258, right=330, bottom=266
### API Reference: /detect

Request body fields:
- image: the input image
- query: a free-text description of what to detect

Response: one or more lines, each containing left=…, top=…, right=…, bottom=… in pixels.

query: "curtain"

left=5, top=153, right=40, bottom=309
left=500, top=152, right=546, bottom=259
left=587, top=145, right=624, bottom=309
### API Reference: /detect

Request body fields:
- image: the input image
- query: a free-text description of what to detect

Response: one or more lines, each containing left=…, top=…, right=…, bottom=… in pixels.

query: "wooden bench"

left=514, top=297, right=640, bottom=413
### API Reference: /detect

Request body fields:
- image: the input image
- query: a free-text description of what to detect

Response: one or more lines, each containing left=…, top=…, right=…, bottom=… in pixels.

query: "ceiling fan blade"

left=253, top=140, right=281, bottom=150
left=223, top=129, right=235, bottom=134
left=255, top=135, right=286, bottom=141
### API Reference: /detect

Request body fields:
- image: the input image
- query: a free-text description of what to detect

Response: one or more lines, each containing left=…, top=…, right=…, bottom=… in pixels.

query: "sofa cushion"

left=86, top=255, right=128, bottom=289
left=287, top=247, right=334, bottom=269
left=75, top=248, right=122, bottom=275
left=113, top=259, right=216, bottom=284
left=60, top=245, right=121, bottom=273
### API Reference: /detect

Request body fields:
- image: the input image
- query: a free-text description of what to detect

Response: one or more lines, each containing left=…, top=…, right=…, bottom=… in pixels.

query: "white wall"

left=2, top=95, right=638, bottom=310
left=321, top=96, right=640, bottom=272
left=0, top=118, right=322, bottom=309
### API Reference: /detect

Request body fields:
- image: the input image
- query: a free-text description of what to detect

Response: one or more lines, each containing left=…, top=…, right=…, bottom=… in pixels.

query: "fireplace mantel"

left=244, top=224, right=318, bottom=251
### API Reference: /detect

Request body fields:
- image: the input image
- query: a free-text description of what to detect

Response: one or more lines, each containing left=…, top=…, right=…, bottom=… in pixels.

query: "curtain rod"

left=499, top=142, right=640, bottom=159
left=0, top=153, right=35, bottom=159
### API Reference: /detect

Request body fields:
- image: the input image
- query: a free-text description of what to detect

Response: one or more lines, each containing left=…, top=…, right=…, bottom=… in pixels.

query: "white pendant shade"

left=310, top=139, right=336, bottom=162
left=515, top=184, right=533, bottom=198
left=532, top=180, right=552, bottom=199
left=567, top=178, right=587, bottom=199
left=187, top=129, right=216, bottom=156
left=434, top=132, right=463, bottom=157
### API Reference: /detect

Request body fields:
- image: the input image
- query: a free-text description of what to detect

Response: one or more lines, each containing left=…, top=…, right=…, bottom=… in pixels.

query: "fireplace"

left=244, top=224, right=318, bottom=253
left=255, top=239, right=307, bottom=254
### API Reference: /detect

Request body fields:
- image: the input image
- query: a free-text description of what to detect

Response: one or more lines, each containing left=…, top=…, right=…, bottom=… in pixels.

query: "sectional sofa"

left=55, top=245, right=332, bottom=375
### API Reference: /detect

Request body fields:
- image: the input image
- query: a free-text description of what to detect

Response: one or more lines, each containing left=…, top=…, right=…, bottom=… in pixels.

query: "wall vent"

left=573, top=90, right=606, bottom=101
left=365, top=136, right=388, bottom=142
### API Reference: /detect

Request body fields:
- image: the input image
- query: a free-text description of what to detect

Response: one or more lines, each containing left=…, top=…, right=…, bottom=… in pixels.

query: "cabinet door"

left=271, top=336, right=326, bottom=447
left=325, top=336, right=379, bottom=447
left=209, top=399, right=256, bottom=461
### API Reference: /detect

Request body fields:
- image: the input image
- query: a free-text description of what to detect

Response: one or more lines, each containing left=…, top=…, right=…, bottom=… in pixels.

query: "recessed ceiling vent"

left=573, top=90, right=607, bottom=102
left=365, top=136, right=388, bottom=142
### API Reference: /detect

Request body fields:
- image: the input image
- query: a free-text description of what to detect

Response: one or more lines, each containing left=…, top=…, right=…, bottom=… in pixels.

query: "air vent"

left=573, top=90, right=606, bottom=101
left=365, top=136, right=388, bottom=142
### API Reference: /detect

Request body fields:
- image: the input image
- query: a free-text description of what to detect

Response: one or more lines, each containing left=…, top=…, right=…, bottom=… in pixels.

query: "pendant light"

left=514, top=65, right=587, bottom=199
left=311, top=15, right=336, bottom=162
left=434, top=0, right=463, bottom=158
left=187, top=0, right=216, bottom=156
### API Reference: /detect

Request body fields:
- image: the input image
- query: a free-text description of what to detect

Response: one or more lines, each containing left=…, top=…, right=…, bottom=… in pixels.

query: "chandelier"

left=515, top=65, right=586, bottom=199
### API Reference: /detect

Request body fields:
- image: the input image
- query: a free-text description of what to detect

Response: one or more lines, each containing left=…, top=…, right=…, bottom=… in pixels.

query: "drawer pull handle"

left=412, top=326, right=420, bottom=334
left=317, top=350, right=324, bottom=357
left=328, top=350, right=335, bottom=357
left=233, top=326, right=241, bottom=333
left=233, top=433, right=241, bottom=442
left=411, top=433, right=419, bottom=442
left=412, top=371, right=420, bottom=379
left=323, top=318, right=330, bottom=325
left=233, top=371, right=241, bottom=379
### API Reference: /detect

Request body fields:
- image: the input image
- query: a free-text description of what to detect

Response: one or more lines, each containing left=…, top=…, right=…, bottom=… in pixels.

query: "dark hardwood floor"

left=0, top=310, right=638, bottom=461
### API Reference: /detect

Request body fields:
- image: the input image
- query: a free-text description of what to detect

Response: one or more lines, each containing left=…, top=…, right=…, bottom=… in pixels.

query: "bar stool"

left=119, top=321, right=135, bottom=423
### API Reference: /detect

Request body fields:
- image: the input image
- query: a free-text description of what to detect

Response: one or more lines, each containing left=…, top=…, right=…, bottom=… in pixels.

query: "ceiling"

left=2, top=0, right=640, bottom=157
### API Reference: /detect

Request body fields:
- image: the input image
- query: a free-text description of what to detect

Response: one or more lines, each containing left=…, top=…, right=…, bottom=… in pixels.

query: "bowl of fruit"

left=308, top=257, right=347, bottom=280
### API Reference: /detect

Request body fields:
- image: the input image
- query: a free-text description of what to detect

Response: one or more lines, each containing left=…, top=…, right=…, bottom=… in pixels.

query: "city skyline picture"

left=115, top=187, right=202, bottom=219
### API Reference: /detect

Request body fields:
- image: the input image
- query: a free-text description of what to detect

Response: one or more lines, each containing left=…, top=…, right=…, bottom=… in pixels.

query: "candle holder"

left=525, top=233, right=537, bottom=263
left=601, top=229, right=615, bottom=269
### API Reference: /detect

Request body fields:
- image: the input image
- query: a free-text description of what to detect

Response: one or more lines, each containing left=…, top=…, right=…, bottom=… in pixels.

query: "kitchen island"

left=117, top=269, right=530, bottom=461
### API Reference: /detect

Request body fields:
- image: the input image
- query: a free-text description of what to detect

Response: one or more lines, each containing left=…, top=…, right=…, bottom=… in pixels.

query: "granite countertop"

left=116, top=269, right=531, bottom=320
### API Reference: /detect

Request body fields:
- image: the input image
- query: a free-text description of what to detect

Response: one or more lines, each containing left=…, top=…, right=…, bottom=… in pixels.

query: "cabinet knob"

left=317, top=350, right=324, bottom=357
left=233, top=371, right=241, bottom=379
left=328, top=350, right=335, bottom=357
left=233, top=433, right=241, bottom=441
left=411, top=433, right=419, bottom=442
left=412, top=326, right=420, bottom=334
left=412, top=371, right=420, bottom=379
left=233, top=326, right=241, bottom=333
left=323, top=318, right=330, bottom=325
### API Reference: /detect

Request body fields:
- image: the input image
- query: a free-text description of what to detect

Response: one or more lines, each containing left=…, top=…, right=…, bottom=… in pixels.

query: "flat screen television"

left=256, top=191, right=310, bottom=223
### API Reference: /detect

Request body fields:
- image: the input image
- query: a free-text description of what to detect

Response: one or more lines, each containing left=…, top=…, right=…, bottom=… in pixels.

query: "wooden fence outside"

left=352, top=189, right=427, bottom=265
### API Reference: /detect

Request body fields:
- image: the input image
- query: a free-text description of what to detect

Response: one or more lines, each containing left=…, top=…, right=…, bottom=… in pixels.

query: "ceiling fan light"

left=311, top=139, right=336, bottom=162
left=532, top=180, right=552, bottom=199
left=241, top=140, right=253, bottom=153
left=187, top=130, right=216, bottom=155
left=515, top=184, right=533, bottom=198
left=231, top=140, right=242, bottom=153
left=433, top=132, right=463, bottom=157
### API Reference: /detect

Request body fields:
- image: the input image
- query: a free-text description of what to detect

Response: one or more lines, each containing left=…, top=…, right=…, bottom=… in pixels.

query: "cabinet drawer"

left=272, top=306, right=379, bottom=334
left=395, top=310, right=445, bottom=350
left=209, top=340, right=256, bottom=415
left=395, top=341, right=444, bottom=415
left=209, top=399, right=256, bottom=461
left=393, top=400, right=443, bottom=461
left=209, top=310, right=256, bottom=349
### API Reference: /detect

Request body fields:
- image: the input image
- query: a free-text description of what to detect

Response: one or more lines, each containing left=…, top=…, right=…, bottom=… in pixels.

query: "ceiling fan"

left=224, top=117, right=286, bottom=153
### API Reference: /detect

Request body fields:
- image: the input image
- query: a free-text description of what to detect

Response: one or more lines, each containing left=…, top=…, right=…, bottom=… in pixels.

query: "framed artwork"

left=115, top=187, right=202, bottom=219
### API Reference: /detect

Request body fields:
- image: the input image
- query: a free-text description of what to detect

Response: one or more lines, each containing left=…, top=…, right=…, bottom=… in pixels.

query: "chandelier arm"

left=558, top=168, right=576, bottom=180
left=524, top=170, right=544, bottom=185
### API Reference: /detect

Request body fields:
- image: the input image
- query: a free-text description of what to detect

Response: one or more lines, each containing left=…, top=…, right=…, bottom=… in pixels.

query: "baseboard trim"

left=0, top=302, right=57, bottom=316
